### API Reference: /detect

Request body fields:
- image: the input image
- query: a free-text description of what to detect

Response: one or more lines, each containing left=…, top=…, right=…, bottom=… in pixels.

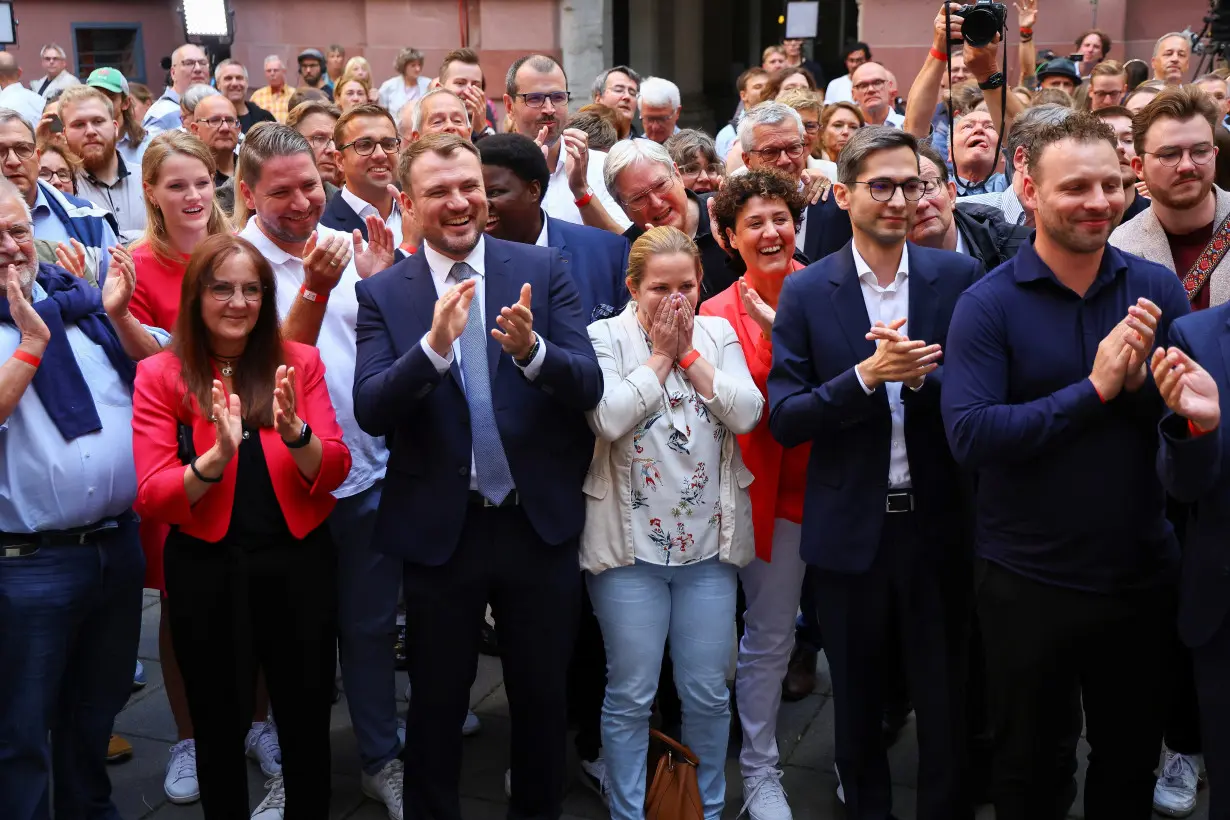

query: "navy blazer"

left=545, top=216, right=631, bottom=323
left=801, top=196, right=853, bottom=265
left=1156, top=303, right=1230, bottom=648
left=767, top=242, right=984, bottom=572
left=319, top=191, right=369, bottom=240
left=352, top=237, right=603, bottom=565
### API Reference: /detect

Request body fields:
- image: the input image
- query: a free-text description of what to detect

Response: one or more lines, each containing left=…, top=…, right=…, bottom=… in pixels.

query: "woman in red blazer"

left=699, top=170, right=811, bottom=816
left=132, top=233, right=350, bottom=820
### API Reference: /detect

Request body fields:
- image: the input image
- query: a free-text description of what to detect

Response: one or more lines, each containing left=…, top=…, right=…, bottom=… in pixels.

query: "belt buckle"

left=2, top=543, right=37, bottom=558
left=886, top=491, right=914, bottom=514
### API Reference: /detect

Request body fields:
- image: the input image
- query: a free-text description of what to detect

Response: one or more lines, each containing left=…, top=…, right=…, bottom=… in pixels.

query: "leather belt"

left=886, top=490, right=915, bottom=514
left=0, top=518, right=121, bottom=557
left=468, top=490, right=520, bottom=509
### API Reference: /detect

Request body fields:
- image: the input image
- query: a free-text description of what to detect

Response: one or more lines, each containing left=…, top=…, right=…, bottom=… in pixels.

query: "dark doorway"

left=613, top=0, right=630, bottom=68
left=814, top=0, right=860, bottom=85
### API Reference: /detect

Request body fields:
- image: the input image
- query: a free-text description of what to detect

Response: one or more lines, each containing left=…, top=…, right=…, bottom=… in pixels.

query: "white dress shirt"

left=238, top=217, right=389, bottom=499
left=339, top=186, right=404, bottom=248
left=824, top=74, right=854, bottom=104
left=534, top=217, right=550, bottom=247
left=418, top=236, right=548, bottom=491
left=850, top=242, right=913, bottom=489
left=544, top=146, right=631, bottom=229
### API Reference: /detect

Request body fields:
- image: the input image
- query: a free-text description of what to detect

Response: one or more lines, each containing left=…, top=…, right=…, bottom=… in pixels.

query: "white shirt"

left=377, top=75, right=431, bottom=120
left=824, top=74, right=854, bottom=104
left=339, top=186, right=403, bottom=248
left=545, top=146, right=631, bottom=230
left=850, top=242, right=912, bottom=489
left=417, top=236, right=549, bottom=491
left=0, top=83, right=46, bottom=131
left=881, top=110, right=907, bottom=129
left=238, top=217, right=389, bottom=498
left=534, top=217, right=550, bottom=247
left=954, top=229, right=968, bottom=257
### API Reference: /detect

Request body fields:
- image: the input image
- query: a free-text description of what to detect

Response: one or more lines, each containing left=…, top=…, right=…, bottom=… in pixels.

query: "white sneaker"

left=251, top=775, right=286, bottom=820
left=578, top=757, right=612, bottom=807
left=462, top=711, right=481, bottom=737
left=246, top=718, right=283, bottom=777
left=740, top=770, right=793, bottom=820
left=834, top=763, right=844, bottom=805
left=360, top=758, right=405, bottom=820
left=1154, top=751, right=1202, bottom=817
left=164, top=739, right=200, bottom=804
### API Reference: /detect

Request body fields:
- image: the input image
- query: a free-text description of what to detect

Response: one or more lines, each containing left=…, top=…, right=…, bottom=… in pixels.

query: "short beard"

left=2, top=260, right=37, bottom=299
left=1151, top=176, right=1213, bottom=211
left=427, top=227, right=480, bottom=258
left=79, top=143, right=116, bottom=174
left=258, top=212, right=315, bottom=245
left=1039, top=207, right=1112, bottom=254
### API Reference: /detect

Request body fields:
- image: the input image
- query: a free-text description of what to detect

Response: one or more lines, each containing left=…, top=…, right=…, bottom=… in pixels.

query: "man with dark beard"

left=59, top=85, right=146, bottom=242
left=1112, top=86, right=1229, bottom=310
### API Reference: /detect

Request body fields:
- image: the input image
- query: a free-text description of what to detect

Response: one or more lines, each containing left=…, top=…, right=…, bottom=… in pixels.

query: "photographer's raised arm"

left=965, top=34, right=1025, bottom=140
left=905, top=4, right=967, bottom=139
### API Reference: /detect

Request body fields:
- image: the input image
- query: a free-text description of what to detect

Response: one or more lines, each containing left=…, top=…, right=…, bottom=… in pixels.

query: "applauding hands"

left=1151, top=346, right=1220, bottom=433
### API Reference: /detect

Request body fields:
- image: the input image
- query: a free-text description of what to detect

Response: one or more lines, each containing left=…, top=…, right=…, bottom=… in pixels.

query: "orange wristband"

left=1189, top=419, right=1214, bottom=437
left=930, top=47, right=949, bottom=63
left=399, top=244, right=417, bottom=255
left=679, top=349, right=701, bottom=370
left=1093, top=383, right=1106, bottom=403
left=11, top=349, right=40, bottom=368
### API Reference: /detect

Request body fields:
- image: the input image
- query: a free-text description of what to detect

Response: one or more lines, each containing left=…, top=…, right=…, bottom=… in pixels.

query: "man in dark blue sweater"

left=942, top=113, right=1191, bottom=820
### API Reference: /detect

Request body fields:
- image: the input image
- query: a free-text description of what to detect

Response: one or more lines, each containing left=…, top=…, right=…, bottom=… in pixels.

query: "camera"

left=955, top=0, right=1007, bottom=47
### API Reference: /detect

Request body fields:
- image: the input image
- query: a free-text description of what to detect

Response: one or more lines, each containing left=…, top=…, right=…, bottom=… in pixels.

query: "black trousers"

left=567, top=576, right=606, bottom=762
left=976, top=560, right=1173, bottom=820
left=1194, top=620, right=1230, bottom=820
left=401, top=503, right=580, bottom=820
left=164, top=527, right=337, bottom=819
left=815, top=512, right=967, bottom=820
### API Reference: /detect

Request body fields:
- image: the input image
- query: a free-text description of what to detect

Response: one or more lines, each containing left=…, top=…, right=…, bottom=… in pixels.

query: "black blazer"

left=319, top=190, right=369, bottom=240
left=800, top=196, right=853, bottom=265
left=767, top=241, right=984, bottom=572
left=352, top=238, right=603, bottom=565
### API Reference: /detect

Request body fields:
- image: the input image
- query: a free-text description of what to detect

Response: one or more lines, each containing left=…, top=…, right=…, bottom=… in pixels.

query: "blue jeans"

left=328, top=480, right=404, bottom=775
left=0, top=516, right=144, bottom=820
left=587, top=558, right=736, bottom=820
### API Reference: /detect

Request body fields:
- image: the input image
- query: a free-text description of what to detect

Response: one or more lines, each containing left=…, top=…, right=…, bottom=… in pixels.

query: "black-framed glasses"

left=679, top=162, right=724, bottom=178
left=207, top=282, right=265, bottom=302
left=337, top=136, right=402, bottom=156
left=178, top=58, right=209, bottom=68
left=39, top=167, right=73, bottom=183
left=803, top=121, right=822, bottom=133
left=853, top=78, right=888, bottom=92
left=1143, top=143, right=1215, bottom=167
left=515, top=91, right=570, bottom=109
left=747, top=142, right=807, bottom=161
left=851, top=177, right=925, bottom=202
left=196, top=115, right=239, bottom=129
left=0, top=143, right=36, bottom=162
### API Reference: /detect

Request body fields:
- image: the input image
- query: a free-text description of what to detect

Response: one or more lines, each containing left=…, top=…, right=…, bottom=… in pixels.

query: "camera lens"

left=962, top=8, right=998, bottom=47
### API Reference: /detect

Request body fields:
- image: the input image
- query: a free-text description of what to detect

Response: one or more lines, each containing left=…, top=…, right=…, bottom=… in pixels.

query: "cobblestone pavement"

left=111, top=592, right=1209, bottom=819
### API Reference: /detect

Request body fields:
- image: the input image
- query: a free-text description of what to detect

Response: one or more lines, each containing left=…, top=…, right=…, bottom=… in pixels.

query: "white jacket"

left=580, top=303, right=763, bottom=575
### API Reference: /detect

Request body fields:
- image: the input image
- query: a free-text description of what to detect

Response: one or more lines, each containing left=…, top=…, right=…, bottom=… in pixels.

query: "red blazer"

left=700, top=273, right=810, bottom=562
left=132, top=342, right=351, bottom=542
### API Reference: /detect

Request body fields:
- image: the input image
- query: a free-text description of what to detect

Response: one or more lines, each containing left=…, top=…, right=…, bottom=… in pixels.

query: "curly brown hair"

left=710, top=169, right=805, bottom=247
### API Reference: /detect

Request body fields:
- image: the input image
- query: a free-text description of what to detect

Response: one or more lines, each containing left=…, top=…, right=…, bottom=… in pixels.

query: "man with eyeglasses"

left=216, top=59, right=277, bottom=135
left=188, top=93, right=240, bottom=188
left=30, top=43, right=79, bottom=100
left=591, top=65, right=642, bottom=140
left=143, top=44, right=210, bottom=135
left=1112, top=86, right=1229, bottom=312
left=769, top=126, right=981, bottom=820
left=637, top=76, right=681, bottom=144
left=503, top=54, right=630, bottom=231
left=320, top=104, right=403, bottom=246
left=851, top=62, right=905, bottom=129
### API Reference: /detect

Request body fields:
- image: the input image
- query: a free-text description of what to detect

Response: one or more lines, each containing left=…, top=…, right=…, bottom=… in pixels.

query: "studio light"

left=181, top=0, right=232, bottom=42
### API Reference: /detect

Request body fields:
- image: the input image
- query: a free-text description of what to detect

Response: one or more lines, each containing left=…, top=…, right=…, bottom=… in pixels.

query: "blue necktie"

left=451, top=262, right=515, bottom=505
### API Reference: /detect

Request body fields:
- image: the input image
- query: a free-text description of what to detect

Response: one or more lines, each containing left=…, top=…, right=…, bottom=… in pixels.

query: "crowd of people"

left=3, top=3, right=1230, bottom=820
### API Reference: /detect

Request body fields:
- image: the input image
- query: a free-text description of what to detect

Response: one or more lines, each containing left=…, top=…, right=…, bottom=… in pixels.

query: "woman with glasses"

left=583, top=226, right=763, bottom=820
left=132, top=233, right=351, bottom=820
left=664, top=128, right=725, bottom=194
left=819, top=102, right=864, bottom=162
left=37, top=139, right=80, bottom=196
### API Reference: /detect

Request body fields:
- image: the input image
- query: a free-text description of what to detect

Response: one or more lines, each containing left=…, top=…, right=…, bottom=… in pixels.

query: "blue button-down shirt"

left=941, top=240, right=1190, bottom=592
left=0, top=282, right=168, bottom=533
left=31, top=186, right=115, bottom=284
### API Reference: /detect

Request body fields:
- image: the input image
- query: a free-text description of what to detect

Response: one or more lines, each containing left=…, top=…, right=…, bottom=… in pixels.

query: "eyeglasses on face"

left=39, top=167, right=73, bottom=183
left=178, top=59, right=209, bottom=69
left=196, top=115, right=239, bottom=129
left=0, top=222, right=34, bottom=244
left=305, top=134, right=336, bottom=150
left=338, top=136, right=402, bottom=156
left=625, top=176, right=674, bottom=210
left=206, top=282, right=265, bottom=302
left=515, top=91, right=570, bottom=109
left=1143, top=143, right=1216, bottom=167
left=0, top=142, right=36, bottom=162
left=679, top=162, right=724, bottom=178
left=853, top=78, right=887, bottom=92
left=851, top=177, right=926, bottom=202
left=748, top=142, right=807, bottom=161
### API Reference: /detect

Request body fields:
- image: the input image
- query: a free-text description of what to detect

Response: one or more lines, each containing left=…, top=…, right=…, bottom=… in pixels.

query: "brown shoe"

left=782, top=644, right=817, bottom=702
left=106, top=734, right=133, bottom=764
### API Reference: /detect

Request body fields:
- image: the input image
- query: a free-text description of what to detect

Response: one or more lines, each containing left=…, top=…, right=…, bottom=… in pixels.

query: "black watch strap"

left=978, top=73, right=1006, bottom=91
left=285, top=422, right=313, bottom=449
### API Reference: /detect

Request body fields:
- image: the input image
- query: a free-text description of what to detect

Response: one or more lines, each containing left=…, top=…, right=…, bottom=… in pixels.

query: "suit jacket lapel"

left=829, top=244, right=876, bottom=362
left=905, top=245, right=939, bottom=346
left=484, top=240, right=515, bottom=382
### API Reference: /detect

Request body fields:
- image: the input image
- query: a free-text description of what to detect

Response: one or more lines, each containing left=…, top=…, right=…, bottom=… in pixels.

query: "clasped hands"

left=646, top=292, right=696, bottom=363
left=856, top=318, right=941, bottom=391
left=1089, top=298, right=1162, bottom=400
left=427, top=280, right=538, bottom=362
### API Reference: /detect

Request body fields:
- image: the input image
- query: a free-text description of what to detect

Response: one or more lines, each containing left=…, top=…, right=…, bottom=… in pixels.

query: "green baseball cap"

left=87, top=67, right=130, bottom=95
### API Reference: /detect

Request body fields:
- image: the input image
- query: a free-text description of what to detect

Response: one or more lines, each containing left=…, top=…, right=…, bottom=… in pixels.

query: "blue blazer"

left=800, top=196, right=853, bottom=265
left=767, top=242, right=984, bottom=572
left=319, top=192, right=368, bottom=240
left=352, top=237, right=604, bottom=565
left=545, top=216, right=630, bottom=323
left=1156, top=303, right=1230, bottom=648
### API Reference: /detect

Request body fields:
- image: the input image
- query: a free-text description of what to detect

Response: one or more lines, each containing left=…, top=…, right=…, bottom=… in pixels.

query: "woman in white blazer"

left=582, top=226, right=763, bottom=820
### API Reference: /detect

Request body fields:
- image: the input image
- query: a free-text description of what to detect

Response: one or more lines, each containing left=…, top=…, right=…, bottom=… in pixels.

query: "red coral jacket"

left=700, top=272, right=810, bottom=562
left=132, top=342, right=351, bottom=541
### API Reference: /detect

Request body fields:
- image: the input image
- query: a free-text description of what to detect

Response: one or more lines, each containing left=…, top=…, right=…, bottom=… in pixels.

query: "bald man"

left=0, top=52, right=45, bottom=131
left=143, top=44, right=211, bottom=134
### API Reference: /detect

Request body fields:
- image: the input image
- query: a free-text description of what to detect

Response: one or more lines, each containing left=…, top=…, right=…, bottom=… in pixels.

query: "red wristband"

left=399, top=244, right=417, bottom=255
left=929, top=47, right=949, bottom=63
left=299, top=284, right=327, bottom=304
left=11, top=349, right=40, bottom=368
left=1189, top=419, right=1214, bottom=437
left=679, top=349, right=701, bottom=370
left=1093, top=382, right=1106, bottom=403
left=574, top=190, right=594, bottom=208
left=1019, top=26, right=1033, bottom=35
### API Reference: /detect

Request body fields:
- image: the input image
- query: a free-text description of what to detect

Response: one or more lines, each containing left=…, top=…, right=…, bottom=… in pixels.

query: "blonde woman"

left=344, top=57, right=381, bottom=103
left=583, top=226, right=762, bottom=820
left=333, top=72, right=373, bottom=114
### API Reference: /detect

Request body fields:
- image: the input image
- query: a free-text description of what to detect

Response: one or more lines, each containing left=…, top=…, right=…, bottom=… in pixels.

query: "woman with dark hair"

left=1123, top=58, right=1150, bottom=92
left=132, top=233, right=351, bottom=820
left=700, top=169, right=810, bottom=819
left=761, top=66, right=817, bottom=103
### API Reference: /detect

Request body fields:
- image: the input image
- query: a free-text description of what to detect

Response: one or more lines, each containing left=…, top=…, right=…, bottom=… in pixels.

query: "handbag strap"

left=649, top=729, right=700, bottom=766
left=1181, top=209, right=1230, bottom=303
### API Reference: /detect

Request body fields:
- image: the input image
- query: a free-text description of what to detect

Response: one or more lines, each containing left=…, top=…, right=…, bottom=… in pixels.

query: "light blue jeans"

left=586, top=557, right=737, bottom=820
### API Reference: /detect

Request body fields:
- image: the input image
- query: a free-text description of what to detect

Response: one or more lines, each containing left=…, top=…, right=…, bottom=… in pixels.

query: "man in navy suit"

left=478, top=133, right=629, bottom=323
left=352, top=133, right=603, bottom=820
left=768, top=127, right=982, bottom=820
left=1151, top=317, right=1228, bottom=820
left=320, top=104, right=404, bottom=246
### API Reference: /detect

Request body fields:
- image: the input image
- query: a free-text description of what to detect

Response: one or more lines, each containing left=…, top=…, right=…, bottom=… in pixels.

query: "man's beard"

left=258, top=209, right=320, bottom=244
left=79, top=140, right=116, bottom=173
left=1039, top=206, right=1114, bottom=254
left=1, top=259, right=37, bottom=298
left=1151, top=174, right=1212, bottom=211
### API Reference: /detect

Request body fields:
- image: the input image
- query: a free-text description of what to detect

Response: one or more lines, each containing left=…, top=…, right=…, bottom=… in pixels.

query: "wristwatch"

left=978, top=72, right=1006, bottom=91
left=284, top=422, right=313, bottom=449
